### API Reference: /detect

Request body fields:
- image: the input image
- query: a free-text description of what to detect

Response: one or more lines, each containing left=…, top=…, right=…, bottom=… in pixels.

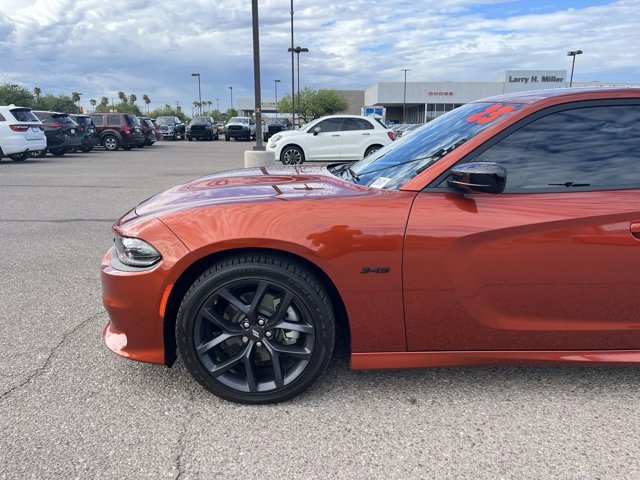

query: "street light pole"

left=191, top=73, right=202, bottom=115
left=402, top=68, right=410, bottom=123
left=215, top=98, right=220, bottom=110
left=290, top=0, right=295, bottom=126
left=567, top=50, right=583, bottom=87
left=229, top=86, right=233, bottom=111
left=274, top=79, right=281, bottom=117
left=288, top=46, right=308, bottom=124
left=251, top=0, right=264, bottom=150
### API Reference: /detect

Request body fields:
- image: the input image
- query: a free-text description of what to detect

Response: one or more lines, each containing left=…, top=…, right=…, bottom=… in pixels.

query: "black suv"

left=31, top=111, right=82, bottom=157
left=263, top=117, right=291, bottom=142
left=89, top=113, right=145, bottom=151
left=69, top=114, right=100, bottom=152
left=186, top=116, right=219, bottom=141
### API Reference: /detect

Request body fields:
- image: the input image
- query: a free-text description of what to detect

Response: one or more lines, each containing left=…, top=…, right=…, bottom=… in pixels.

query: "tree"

left=89, top=99, right=97, bottom=111
left=129, top=94, right=137, bottom=105
left=142, top=94, right=151, bottom=114
left=149, top=105, right=188, bottom=122
left=37, top=93, right=78, bottom=113
left=117, top=91, right=127, bottom=103
left=100, top=96, right=109, bottom=108
left=278, top=87, right=348, bottom=123
left=71, top=92, right=82, bottom=112
left=33, top=87, right=41, bottom=105
left=226, top=108, right=238, bottom=117
left=0, top=83, right=35, bottom=107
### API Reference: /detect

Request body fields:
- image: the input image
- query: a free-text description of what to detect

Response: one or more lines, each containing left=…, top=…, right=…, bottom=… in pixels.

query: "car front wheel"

left=176, top=254, right=335, bottom=404
left=281, top=145, right=304, bottom=165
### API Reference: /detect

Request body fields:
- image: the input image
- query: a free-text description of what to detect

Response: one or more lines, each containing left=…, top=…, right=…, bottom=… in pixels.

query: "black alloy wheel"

left=281, top=145, right=304, bottom=165
left=176, top=254, right=335, bottom=404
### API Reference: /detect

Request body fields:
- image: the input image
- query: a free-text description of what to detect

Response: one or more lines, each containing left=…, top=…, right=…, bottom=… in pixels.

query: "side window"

left=344, top=118, right=374, bottom=131
left=474, top=104, right=640, bottom=192
left=92, top=116, right=103, bottom=127
left=107, top=115, right=121, bottom=126
left=0, top=113, right=5, bottom=121
left=313, top=118, right=343, bottom=133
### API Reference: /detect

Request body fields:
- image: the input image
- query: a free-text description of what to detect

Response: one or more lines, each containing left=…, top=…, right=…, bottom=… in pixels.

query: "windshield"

left=192, top=117, right=211, bottom=123
left=156, top=117, right=175, bottom=125
left=345, top=102, right=523, bottom=189
left=229, top=117, right=248, bottom=124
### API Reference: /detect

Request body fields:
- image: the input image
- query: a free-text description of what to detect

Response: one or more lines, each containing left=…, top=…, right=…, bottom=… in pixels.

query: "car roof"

left=477, top=86, right=640, bottom=105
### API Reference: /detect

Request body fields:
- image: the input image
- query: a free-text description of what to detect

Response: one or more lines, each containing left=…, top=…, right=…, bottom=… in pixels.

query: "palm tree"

left=117, top=91, right=126, bottom=103
left=89, top=99, right=97, bottom=111
left=100, top=96, right=109, bottom=107
left=71, top=92, right=82, bottom=112
left=142, top=94, right=150, bottom=114
left=206, top=100, right=213, bottom=114
left=33, top=87, right=41, bottom=105
left=193, top=101, right=200, bottom=114
left=129, top=94, right=137, bottom=105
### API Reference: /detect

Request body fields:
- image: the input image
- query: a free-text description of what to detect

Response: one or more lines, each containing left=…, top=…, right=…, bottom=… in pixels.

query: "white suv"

left=267, top=114, right=395, bottom=164
left=0, top=105, right=46, bottom=161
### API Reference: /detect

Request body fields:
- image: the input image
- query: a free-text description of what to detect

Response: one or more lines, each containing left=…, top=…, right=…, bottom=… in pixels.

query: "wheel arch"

left=365, top=143, right=383, bottom=156
left=162, top=247, right=350, bottom=366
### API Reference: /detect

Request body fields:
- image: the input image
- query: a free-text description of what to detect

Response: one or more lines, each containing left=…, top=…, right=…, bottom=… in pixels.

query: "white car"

left=267, top=114, right=395, bottom=164
left=0, top=105, right=46, bottom=161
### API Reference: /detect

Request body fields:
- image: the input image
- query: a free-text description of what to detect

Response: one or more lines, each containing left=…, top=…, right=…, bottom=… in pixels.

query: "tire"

left=364, top=145, right=382, bottom=157
left=225, top=135, right=230, bottom=141
left=103, top=135, right=120, bottom=151
left=187, top=136, right=192, bottom=141
left=176, top=254, right=335, bottom=404
left=50, top=147, right=67, bottom=156
left=9, top=152, right=28, bottom=161
left=281, top=145, right=304, bottom=165
left=30, top=149, right=47, bottom=158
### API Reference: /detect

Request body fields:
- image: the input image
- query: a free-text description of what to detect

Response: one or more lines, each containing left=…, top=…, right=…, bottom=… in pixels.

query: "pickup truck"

left=187, top=117, right=219, bottom=141
left=224, top=117, right=256, bottom=141
left=156, top=116, right=185, bottom=141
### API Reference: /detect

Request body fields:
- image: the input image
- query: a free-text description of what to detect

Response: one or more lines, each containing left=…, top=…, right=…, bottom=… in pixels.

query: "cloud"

left=0, top=0, right=637, bottom=112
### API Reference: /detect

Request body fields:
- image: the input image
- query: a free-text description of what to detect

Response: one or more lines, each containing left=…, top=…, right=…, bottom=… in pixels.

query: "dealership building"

left=236, top=69, right=638, bottom=123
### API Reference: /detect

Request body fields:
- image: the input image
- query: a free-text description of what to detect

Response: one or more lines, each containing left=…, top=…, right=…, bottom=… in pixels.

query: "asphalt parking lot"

left=1, top=140, right=640, bottom=479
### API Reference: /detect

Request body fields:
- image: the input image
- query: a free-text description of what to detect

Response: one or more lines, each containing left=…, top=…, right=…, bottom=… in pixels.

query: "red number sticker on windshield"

left=466, top=104, right=516, bottom=124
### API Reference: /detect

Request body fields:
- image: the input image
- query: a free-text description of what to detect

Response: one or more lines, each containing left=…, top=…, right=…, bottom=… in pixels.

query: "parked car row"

left=391, top=123, right=423, bottom=138
left=0, top=105, right=179, bottom=160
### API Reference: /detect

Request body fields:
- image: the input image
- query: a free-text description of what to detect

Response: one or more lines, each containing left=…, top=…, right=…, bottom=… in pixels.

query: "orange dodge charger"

left=102, top=87, right=640, bottom=403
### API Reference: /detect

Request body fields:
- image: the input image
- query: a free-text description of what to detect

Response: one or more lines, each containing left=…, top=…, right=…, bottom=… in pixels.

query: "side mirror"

left=448, top=162, right=507, bottom=194
left=313, top=126, right=321, bottom=136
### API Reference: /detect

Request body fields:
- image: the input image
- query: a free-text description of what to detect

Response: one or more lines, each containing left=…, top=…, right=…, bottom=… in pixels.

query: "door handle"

left=361, top=133, right=371, bottom=136
left=631, top=223, right=640, bottom=237
left=331, top=134, right=340, bottom=137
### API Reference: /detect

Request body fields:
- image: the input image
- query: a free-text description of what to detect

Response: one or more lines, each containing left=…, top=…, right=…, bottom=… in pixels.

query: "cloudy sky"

left=1, top=0, right=638, bottom=112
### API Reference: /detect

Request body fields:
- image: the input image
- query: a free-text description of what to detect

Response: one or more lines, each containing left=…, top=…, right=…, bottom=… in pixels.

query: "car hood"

left=134, top=165, right=367, bottom=217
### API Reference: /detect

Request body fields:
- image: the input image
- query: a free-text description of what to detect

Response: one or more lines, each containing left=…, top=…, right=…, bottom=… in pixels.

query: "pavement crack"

left=0, top=309, right=105, bottom=402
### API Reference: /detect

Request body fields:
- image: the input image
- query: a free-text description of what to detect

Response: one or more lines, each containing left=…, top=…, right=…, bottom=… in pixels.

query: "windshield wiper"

left=548, top=182, right=591, bottom=187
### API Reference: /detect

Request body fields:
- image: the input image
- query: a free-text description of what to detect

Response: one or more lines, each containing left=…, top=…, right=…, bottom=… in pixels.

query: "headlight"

left=114, top=236, right=162, bottom=267
left=271, top=134, right=283, bottom=142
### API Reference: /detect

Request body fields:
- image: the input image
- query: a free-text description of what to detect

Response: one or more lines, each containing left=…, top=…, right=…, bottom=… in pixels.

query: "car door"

left=339, top=118, right=376, bottom=160
left=403, top=101, right=640, bottom=351
left=306, top=117, right=344, bottom=161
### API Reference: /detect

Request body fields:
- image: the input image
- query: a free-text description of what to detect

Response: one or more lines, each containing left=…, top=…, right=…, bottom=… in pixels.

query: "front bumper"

left=101, top=218, right=192, bottom=365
